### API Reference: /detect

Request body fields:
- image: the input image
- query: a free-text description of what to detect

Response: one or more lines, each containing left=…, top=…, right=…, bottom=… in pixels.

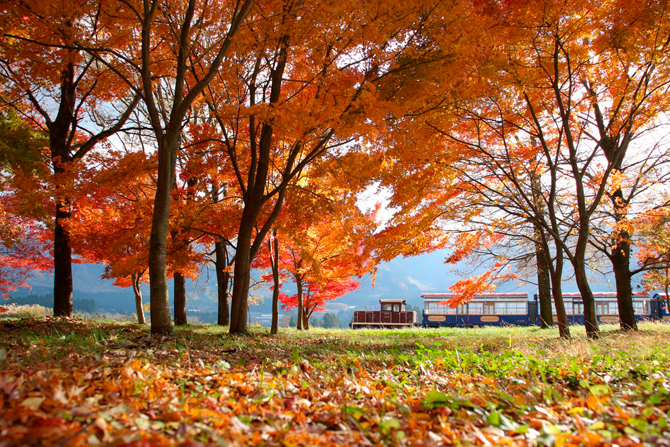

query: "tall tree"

left=69, top=150, right=205, bottom=324
left=76, top=0, right=255, bottom=334
left=202, top=0, right=476, bottom=333
left=0, top=1, right=138, bottom=316
left=390, top=0, right=670, bottom=338
left=576, top=0, right=670, bottom=331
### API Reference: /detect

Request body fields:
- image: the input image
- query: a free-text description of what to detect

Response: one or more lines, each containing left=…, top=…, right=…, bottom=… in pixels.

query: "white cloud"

left=407, top=276, right=433, bottom=291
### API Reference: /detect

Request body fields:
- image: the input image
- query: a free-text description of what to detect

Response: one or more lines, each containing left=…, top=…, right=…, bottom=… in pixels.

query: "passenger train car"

left=422, top=292, right=666, bottom=327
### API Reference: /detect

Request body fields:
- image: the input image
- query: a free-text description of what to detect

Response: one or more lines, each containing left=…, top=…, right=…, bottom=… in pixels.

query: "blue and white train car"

left=547, top=292, right=656, bottom=325
left=422, top=293, right=537, bottom=327
left=422, top=291, right=666, bottom=327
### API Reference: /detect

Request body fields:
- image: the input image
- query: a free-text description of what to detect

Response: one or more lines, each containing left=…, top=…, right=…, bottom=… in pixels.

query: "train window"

left=425, top=302, right=459, bottom=315
left=596, top=302, right=609, bottom=315
left=425, top=302, right=438, bottom=314
left=468, top=303, right=483, bottom=314
left=633, top=301, right=648, bottom=315
left=508, top=302, right=526, bottom=314
left=381, top=304, right=392, bottom=311
left=594, top=302, right=621, bottom=315
left=573, top=303, right=584, bottom=315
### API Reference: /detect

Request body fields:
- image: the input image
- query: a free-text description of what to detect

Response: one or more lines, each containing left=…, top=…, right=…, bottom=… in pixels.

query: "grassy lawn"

left=1, top=317, right=669, bottom=446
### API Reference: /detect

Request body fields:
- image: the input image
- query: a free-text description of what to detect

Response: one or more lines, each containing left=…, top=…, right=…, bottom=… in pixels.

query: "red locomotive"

left=350, top=299, right=418, bottom=328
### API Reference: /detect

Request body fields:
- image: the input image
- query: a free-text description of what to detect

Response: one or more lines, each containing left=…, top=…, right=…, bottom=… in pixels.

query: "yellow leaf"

left=20, top=396, right=44, bottom=409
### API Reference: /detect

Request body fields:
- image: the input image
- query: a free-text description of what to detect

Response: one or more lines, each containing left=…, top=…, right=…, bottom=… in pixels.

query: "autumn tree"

left=69, top=149, right=205, bottom=324
left=200, top=0, right=487, bottom=333
left=381, top=0, right=670, bottom=338
left=68, top=151, right=155, bottom=324
left=253, top=155, right=376, bottom=330
left=281, top=278, right=358, bottom=330
left=576, top=0, right=670, bottom=330
left=0, top=1, right=139, bottom=316
left=67, top=0, right=255, bottom=334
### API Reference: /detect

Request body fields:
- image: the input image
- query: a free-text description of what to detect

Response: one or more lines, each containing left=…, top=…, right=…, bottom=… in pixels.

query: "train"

left=350, top=292, right=668, bottom=328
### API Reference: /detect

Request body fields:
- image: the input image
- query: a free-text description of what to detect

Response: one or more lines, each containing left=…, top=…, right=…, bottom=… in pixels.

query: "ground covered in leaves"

left=1, top=318, right=669, bottom=446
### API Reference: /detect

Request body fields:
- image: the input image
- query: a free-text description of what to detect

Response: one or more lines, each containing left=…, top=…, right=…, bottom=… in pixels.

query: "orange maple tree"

left=0, top=1, right=138, bottom=316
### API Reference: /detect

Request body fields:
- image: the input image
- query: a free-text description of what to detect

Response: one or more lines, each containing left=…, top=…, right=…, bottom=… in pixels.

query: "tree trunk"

left=149, top=140, right=176, bottom=336
left=302, top=310, right=310, bottom=330
left=530, top=151, right=553, bottom=328
left=132, top=272, right=146, bottom=324
left=270, top=231, right=280, bottom=335
left=174, top=272, right=187, bottom=325
left=611, top=234, right=636, bottom=330
left=550, top=270, right=570, bottom=339
left=53, top=197, right=73, bottom=317
left=548, top=246, right=570, bottom=338
left=535, top=239, right=553, bottom=328
left=50, top=62, right=76, bottom=318
left=610, top=189, right=637, bottom=331
left=574, top=258, right=599, bottom=339
left=229, top=213, right=254, bottom=334
left=215, top=239, right=230, bottom=326
left=228, top=36, right=290, bottom=335
left=296, top=277, right=304, bottom=330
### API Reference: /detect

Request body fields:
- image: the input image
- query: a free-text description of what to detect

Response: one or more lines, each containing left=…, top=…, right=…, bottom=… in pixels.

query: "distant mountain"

left=12, top=248, right=623, bottom=315
left=338, top=249, right=463, bottom=309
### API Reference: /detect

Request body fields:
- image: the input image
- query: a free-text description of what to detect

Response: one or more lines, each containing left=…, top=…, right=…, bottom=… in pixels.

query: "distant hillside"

left=10, top=249, right=624, bottom=316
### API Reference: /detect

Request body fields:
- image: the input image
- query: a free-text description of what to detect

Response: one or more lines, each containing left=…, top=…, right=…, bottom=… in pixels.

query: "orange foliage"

left=446, top=262, right=517, bottom=307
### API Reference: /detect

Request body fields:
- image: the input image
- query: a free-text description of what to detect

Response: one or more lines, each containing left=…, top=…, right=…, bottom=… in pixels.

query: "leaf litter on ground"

left=0, top=318, right=669, bottom=446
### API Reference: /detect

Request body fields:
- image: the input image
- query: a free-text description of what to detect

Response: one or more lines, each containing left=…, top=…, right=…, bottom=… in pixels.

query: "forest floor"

left=0, top=318, right=669, bottom=446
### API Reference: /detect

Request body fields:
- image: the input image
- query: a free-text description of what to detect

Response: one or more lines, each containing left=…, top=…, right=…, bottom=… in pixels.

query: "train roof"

left=421, top=293, right=529, bottom=301
left=379, top=299, right=407, bottom=304
left=561, top=292, right=649, bottom=298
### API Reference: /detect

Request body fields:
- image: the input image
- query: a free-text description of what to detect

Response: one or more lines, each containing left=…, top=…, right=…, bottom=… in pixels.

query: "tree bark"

left=53, top=197, right=73, bottom=317
left=574, top=257, right=599, bottom=339
left=270, top=231, right=280, bottom=335
left=550, top=269, right=570, bottom=339
left=174, top=271, right=187, bottom=325
left=148, top=139, right=176, bottom=335
left=131, top=272, right=146, bottom=324
left=612, top=253, right=636, bottom=330
left=229, top=213, right=255, bottom=333
left=610, top=189, right=637, bottom=330
left=545, top=243, right=570, bottom=338
left=296, top=276, right=304, bottom=330
left=530, top=150, right=553, bottom=328
left=302, top=309, right=310, bottom=330
left=50, top=62, right=76, bottom=318
left=535, top=238, right=553, bottom=328
left=215, top=239, right=230, bottom=326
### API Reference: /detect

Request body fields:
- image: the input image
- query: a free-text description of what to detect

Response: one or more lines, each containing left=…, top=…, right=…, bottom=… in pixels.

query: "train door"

left=650, top=295, right=662, bottom=320
left=457, top=304, right=467, bottom=326
left=483, top=302, right=496, bottom=314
